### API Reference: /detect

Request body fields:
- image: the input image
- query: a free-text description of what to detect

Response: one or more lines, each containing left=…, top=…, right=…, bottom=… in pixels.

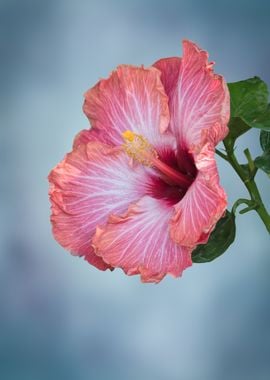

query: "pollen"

left=121, top=130, right=158, bottom=166
left=122, top=130, right=135, bottom=142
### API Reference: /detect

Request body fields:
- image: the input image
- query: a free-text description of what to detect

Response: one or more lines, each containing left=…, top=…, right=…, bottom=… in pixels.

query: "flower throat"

left=122, top=130, right=193, bottom=189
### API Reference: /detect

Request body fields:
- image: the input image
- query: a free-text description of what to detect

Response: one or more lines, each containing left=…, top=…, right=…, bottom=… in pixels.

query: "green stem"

left=243, top=148, right=255, bottom=172
left=232, top=198, right=257, bottom=215
left=223, top=140, right=270, bottom=234
left=215, top=148, right=228, bottom=161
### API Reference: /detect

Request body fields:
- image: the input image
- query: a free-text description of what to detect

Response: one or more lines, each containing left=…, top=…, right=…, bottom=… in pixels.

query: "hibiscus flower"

left=48, top=40, right=230, bottom=283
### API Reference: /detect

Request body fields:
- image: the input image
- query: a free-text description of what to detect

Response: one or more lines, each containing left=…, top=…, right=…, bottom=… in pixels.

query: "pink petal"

left=73, top=128, right=109, bottom=149
left=83, top=65, right=173, bottom=148
left=92, top=196, right=192, bottom=283
left=48, top=142, right=150, bottom=270
left=152, top=57, right=182, bottom=103
left=170, top=144, right=227, bottom=246
left=154, top=40, right=230, bottom=149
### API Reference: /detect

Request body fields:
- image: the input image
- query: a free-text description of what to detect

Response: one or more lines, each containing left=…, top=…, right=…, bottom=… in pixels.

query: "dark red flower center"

left=147, top=146, right=197, bottom=206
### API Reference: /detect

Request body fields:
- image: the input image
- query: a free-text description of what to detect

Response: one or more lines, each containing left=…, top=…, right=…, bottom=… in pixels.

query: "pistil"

left=122, top=130, right=193, bottom=189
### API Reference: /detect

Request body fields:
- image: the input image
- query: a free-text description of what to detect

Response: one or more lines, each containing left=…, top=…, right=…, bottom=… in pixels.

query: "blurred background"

left=1, top=0, right=270, bottom=379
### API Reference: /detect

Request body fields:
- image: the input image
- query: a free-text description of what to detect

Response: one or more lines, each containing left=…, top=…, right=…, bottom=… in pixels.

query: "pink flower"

left=48, top=40, right=230, bottom=283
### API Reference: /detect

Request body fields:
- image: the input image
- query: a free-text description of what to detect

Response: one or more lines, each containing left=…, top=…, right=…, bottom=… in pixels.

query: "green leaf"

left=227, top=117, right=251, bottom=141
left=192, top=211, right=236, bottom=263
left=254, top=152, right=270, bottom=176
left=228, top=77, right=270, bottom=131
left=228, top=77, right=268, bottom=119
left=260, top=130, right=270, bottom=152
left=248, top=104, right=270, bottom=131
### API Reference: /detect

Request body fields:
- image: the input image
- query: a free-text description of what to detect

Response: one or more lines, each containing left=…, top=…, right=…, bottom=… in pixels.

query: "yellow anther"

left=121, top=129, right=158, bottom=167
left=122, top=130, right=135, bottom=142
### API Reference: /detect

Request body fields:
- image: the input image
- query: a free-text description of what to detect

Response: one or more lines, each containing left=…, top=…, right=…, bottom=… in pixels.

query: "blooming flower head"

left=49, top=40, right=230, bottom=283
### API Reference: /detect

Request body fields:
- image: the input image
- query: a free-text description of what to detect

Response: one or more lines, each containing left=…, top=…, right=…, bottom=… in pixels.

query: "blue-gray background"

left=1, top=0, right=270, bottom=379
